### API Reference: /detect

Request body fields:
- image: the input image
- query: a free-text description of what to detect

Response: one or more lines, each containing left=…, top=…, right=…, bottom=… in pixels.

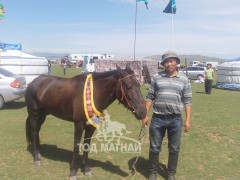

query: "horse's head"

left=116, top=64, right=147, bottom=120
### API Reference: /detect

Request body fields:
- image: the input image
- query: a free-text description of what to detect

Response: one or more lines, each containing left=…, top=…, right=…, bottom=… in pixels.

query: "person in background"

left=47, top=60, right=51, bottom=75
left=142, top=51, right=192, bottom=180
left=204, top=63, right=215, bottom=94
left=61, top=59, right=67, bottom=75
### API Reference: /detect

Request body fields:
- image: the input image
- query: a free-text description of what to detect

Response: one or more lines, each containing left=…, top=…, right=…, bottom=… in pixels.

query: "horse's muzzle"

left=134, top=109, right=147, bottom=120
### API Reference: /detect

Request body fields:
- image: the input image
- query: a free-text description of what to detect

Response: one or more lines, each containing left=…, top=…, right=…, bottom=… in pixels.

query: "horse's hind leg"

left=36, top=111, right=47, bottom=149
left=26, top=110, right=46, bottom=166
left=69, top=122, right=84, bottom=179
left=82, top=125, right=96, bottom=176
left=26, top=111, right=41, bottom=165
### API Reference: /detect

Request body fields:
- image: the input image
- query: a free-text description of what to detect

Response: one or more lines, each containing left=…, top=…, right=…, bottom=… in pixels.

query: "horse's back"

left=25, top=75, right=51, bottom=107
left=25, top=75, right=85, bottom=120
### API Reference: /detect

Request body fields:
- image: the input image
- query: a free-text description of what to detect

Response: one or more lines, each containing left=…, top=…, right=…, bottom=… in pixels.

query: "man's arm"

left=141, top=101, right=152, bottom=126
left=203, top=70, right=206, bottom=80
left=184, top=105, right=191, bottom=132
left=212, top=69, right=215, bottom=81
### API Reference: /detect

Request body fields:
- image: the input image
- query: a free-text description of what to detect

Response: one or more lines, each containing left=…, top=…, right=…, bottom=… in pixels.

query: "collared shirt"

left=146, top=70, right=192, bottom=115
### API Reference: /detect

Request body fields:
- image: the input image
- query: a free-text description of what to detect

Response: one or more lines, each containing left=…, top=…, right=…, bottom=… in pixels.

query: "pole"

left=134, top=0, right=138, bottom=61
left=171, top=3, right=174, bottom=50
left=0, top=49, right=2, bottom=66
left=20, top=43, right=23, bottom=74
left=0, top=41, right=2, bottom=66
left=171, top=13, right=173, bottom=50
left=185, top=58, right=188, bottom=76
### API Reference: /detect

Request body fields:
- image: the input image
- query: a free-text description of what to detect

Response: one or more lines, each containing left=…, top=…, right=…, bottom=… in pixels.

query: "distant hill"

left=145, top=54, right=227, bottom=65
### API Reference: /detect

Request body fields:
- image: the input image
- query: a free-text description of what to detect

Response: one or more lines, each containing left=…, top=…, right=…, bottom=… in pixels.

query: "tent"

left=216, top=57, right=240, bottom=90
left=94, top=57, right=158, bottom=84
left=0, top=50, right=48, bottom=84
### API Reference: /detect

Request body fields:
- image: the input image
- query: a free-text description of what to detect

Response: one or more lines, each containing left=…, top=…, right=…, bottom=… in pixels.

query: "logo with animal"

left=94, top=111, right=132, bottom=143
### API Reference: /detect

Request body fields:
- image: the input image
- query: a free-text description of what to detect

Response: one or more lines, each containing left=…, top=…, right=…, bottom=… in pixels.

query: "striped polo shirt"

left=146, top=70, right=192, bottom=115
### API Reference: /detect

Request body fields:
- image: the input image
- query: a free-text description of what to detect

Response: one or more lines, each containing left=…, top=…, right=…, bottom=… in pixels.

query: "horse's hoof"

left=34, top=160, right=41, bottom=166
left=69, top=175, right=78, bottom=180
left=84, top=171, right=94, bottom=177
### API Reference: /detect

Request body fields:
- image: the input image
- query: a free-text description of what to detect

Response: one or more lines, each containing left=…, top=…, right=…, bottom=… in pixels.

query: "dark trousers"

left=205, top=79, right=213, bottom=94
left=149, top=114, right=182, bottom=177
left=149, top=114, right=182, bottom=154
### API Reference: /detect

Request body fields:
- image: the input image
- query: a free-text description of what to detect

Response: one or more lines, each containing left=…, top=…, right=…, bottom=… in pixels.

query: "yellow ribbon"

left=83, top=74, right=104, bottom=128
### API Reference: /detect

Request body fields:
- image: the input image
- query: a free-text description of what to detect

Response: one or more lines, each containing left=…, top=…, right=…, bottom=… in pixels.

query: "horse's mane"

left=72, top=69, right=119, bottom=80
left=91, top=69, right=119, bottom=79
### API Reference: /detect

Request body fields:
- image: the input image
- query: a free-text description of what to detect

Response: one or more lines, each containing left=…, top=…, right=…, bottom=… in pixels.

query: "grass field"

left=0, top=64, right=240, bottom=180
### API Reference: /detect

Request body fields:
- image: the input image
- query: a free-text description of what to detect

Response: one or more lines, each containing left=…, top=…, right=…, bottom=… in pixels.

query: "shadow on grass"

left=195, top=91, right=206, bottom=94
left=128, top=156, right=167, bottom=179
left=4, top=101, right=26, bottom=109
left=38, top=144, right=129, bottom=177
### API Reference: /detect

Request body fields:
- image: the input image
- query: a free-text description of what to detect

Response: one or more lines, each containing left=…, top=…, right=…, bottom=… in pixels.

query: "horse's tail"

left=25, top=83, right=36, bottom=146
left=26, top=115, right=32, bottom=145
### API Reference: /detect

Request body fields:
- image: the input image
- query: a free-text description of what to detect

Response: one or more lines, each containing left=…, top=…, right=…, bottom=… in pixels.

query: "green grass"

left=0, top=65, right=239, bottom=180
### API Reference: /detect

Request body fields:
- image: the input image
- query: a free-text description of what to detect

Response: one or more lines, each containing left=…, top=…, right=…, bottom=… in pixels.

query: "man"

left=61, top=59, right=67, bottom=75
left=142, top=51, right=192, bottom=180
left=47, top=60, right=52, bottom=75
left=204, top=63, right=215, bottom=94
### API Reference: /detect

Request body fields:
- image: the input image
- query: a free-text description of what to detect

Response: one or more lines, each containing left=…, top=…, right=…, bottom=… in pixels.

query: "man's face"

left=163, top=58, right=178, bottom=72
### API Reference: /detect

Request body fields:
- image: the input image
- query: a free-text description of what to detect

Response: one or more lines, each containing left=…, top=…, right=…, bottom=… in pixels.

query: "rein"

left=130, top=124, right=148, bottom=176
left=116, top=74, right=135, bottom=110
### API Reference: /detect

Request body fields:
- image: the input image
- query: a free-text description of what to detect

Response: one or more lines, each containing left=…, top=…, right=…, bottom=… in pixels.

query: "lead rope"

left=130, top=123, right=148, bottom=176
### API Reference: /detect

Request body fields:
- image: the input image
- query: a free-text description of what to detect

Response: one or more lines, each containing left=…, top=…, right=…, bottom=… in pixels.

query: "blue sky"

left=0, top=0, right=239, bottom=59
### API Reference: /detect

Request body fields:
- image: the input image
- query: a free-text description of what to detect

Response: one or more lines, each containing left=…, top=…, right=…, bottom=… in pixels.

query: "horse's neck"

left=93, top=74, right=118, bottom=111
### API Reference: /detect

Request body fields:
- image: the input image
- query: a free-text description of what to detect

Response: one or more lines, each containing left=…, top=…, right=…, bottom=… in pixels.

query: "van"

left=82, top=55, right=95, bottom=73
left=180, top=66, right=206, bottom=80
left=190, top=61, right=200, bottom=66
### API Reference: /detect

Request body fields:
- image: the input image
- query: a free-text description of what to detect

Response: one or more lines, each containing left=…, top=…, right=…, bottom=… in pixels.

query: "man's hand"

left=184, top=105, right=191, bottom=133
left=184, top=120, right=190, bottom=133
left=141, top=116, right=149, bottom=127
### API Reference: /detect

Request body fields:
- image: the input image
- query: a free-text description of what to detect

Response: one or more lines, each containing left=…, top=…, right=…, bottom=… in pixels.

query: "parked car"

left=0, top=68, right=27, bottom=109
left=180, top=66, right=206, bottom=80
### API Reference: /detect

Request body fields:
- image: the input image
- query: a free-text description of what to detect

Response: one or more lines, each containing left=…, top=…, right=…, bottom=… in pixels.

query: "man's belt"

left=153, top=113, right=181, bottom=119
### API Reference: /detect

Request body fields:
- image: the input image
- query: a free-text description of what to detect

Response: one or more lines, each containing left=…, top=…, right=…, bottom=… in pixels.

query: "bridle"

left=116, top=74, right=135, bottom=111
left=116, top=74, right=148, bottom=176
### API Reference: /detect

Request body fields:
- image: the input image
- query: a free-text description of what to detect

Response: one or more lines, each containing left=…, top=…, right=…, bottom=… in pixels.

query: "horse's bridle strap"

left=118, top=74, right=135, bottom=82
left=116, top=74, right=135, bottom=110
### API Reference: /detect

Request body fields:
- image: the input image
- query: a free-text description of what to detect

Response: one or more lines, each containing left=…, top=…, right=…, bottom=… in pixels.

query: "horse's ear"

left=115, top=64, right=125, bottom=78
left=125, top=63, right=134, bottom=74
left=116, top=64, right=122, bottom=71
left=126, top=63, right=132, bottom=71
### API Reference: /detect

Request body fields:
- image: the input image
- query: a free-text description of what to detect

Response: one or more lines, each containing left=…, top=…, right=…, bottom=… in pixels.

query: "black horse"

left=25, top=65, right=147, bottom=179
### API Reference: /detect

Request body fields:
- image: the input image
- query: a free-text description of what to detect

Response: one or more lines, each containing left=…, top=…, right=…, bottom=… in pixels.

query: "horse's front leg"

left=82, top=125, right=96, bottom=176
left=69, top=122, right=84, bottom=180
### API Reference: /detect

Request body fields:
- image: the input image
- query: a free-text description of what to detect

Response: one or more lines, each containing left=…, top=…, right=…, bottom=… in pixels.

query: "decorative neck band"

left=83, top=74, right=104, bottom=128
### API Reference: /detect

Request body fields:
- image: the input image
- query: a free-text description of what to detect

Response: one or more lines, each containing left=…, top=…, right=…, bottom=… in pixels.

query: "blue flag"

left=163, top=0, right=176, bottom=14
left=137, top=0, right=148, bottom=9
